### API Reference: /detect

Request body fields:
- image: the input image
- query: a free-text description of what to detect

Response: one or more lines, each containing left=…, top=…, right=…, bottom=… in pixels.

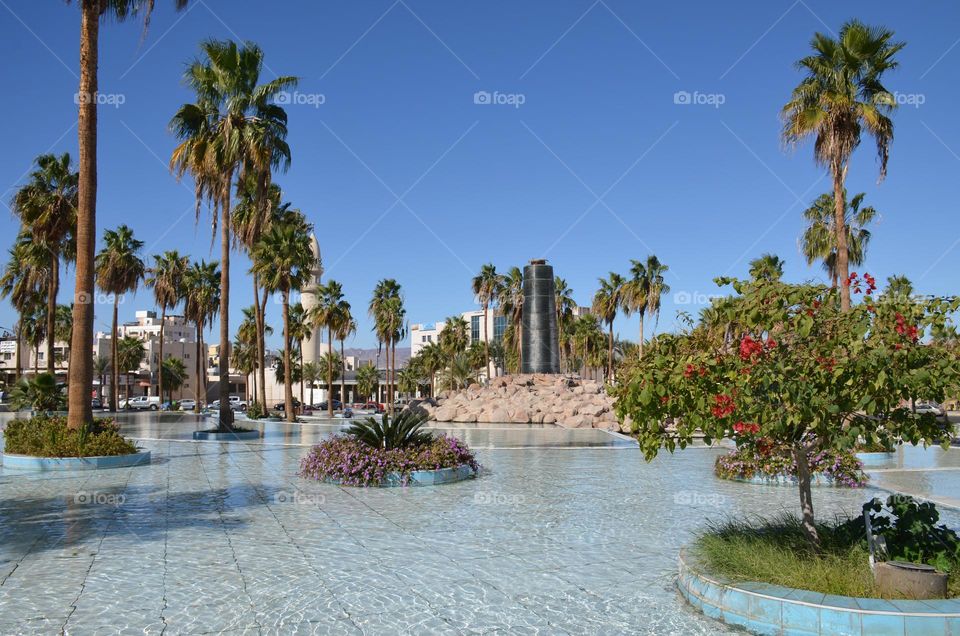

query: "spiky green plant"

left=345, top=410, right=433, bottom=450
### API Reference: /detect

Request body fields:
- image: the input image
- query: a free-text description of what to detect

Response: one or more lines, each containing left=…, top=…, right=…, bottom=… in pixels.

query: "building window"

left=471, top=315, right=481, bottom=344
left=494, top=315, right=508, bottom=342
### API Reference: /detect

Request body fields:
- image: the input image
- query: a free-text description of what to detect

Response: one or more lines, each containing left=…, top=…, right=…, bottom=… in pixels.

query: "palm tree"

left=471, top=263, right=500, bottom=380
left=782, top=20, right=903, bottom=311
left=161, top=357, right=188, bottom=405
left=170, top=38, right=297, bottom=429
left=440, top=353, right=477, bottom=391
left=1, top=237, right=48, bottom=381
left=884, top=275, right=914, bottom=303
left=66, top=0, right=191, bottom=430
left=53, top=304, right=73, bottom=369
left=497, top=267, right=524, bottom=371
left=116, top=336, right=145, bottom=406
left=439, top=315, right=469, bottom=356
left=94, top=225, right=144, bottom=412
left=419, top=340, right=445, bottom=397
left=183, top=260, right=220, bottom=413
left=554, top=277, right=576, bottom=369
left=302, top=360, right=322, bottom=407
left=801, top=192, right=876, bottom=287
left=250, top=218, right=314, bottom=423
left=334, top=305, right=356, bottom=407
left=311, top=281, right=346, bottom=416
left=22, top=306, right=45, bottom=376
left=572, top=314, right=605, bottom=380
left=145, top=250, right=188, bottom=403
left=369, top=279, right=404, bottom=414
left=288, top=303, right=311, bottom=408
left=237, top=305, right=271, bottom=403
left=92, top=354, right=109, bottom=402
left=12, top=153, right=78, bottom=375
left=748, top=253, right=785, bottom=282
left=592, top=272, right=625, bottom=380
left=355, top=364, right=380, bottom=403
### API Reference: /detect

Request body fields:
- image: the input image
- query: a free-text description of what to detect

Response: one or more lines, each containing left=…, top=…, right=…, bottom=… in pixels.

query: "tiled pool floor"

left=0, top=414, right=933, bottom=634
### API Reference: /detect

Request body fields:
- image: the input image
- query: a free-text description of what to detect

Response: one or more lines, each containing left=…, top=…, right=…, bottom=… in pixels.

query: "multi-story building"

left=0, top=334, right=70, bottom=388
left=410, top=310, right=508, bottom=359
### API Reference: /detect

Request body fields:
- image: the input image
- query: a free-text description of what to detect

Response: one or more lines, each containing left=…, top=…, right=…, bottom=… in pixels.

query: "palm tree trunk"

left=194, top=325, right=202, bottom=413
left=15, top=321, right=22, bottom=383
left=299, top=341, right=304, bottom=410
left=832, top=165, right=851, bottom=312
left=218, top=180, right=234, bottom=429
left=327, top=327, right=334, bottom=417
left=638, top=313, right=645, bottom=360
left=158, top=306, right=166, bottom=402
left=34, top=343, right=39, bottom=375
left=607, top=322, right=614, bottom=382
left=256, top=280, right=268, bottom=409
left=283, top=294, right=294, bottom=423
left=483, top=303, right=490, bottom=381
left=110, top=297, right=118, bottom=412
left=339, top=338, right=346, bottom=408
left=46, top=253, right=58, bottom=375
left=66, top=0, right=98, bottom=430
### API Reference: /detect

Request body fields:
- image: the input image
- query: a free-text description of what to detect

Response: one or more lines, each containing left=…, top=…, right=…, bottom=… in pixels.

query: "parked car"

left=120, top=395, right=161, bottom=411
left=353, top=402, right=384, bottom=414
left=179, top=399, right=197, bottom=411
left=915, top=402, right=946, bottom=417
left=228, top=395, right=247, bottom=411
left=91, top=397, right=103, bottom=410
left=313, top=400, right=342, bottom=411
left=274, top=398, right=301, bottom=411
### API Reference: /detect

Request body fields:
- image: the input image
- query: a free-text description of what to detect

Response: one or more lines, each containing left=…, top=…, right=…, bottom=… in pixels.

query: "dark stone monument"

left=521, top=259, right=560, bottom=374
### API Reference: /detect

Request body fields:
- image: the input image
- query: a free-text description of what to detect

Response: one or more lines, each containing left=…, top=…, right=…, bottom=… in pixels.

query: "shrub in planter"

left=299, top=411, right=479, bottom=486
left=4, top=415, right=138, bottom=457
left=714, top=437, right=866, bottom=486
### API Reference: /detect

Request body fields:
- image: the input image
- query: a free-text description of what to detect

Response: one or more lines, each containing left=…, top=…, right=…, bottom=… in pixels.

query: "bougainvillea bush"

left=299, top=411, right=480, bottom=486
left=714, top=438, right=866, bottom=487
left=613, top=275, right=960, bottom=546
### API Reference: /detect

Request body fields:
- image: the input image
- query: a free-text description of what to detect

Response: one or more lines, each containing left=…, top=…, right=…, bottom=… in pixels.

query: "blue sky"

left=1, top=1, right=958, bottom=349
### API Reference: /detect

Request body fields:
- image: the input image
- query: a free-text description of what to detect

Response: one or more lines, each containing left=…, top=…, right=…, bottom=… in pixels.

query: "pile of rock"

left=418, top=374, right=628, bottom=432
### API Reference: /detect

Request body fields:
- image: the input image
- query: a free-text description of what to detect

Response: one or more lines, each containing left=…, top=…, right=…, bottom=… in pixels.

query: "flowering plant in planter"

left=714, top=437, right=866, bottom=487
left=613, top=275, right=960, bottom=546
left=299, top=411, right=479, bottom=486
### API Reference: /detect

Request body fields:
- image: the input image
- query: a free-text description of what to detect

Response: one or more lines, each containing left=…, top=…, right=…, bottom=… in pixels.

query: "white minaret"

left=300, top=233, right=326, bottom=365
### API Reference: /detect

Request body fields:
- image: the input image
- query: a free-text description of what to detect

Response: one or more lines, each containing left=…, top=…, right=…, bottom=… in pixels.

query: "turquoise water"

left=0, top=413, right=948, bottom=634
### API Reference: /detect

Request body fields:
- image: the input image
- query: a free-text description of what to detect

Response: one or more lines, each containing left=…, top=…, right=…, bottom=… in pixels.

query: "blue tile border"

left=1, top=451, right=151, bottom=471
left=724, top=472, right=861, bottom=487
left=192, top=429, right=262, bottom=441
left=677, top=546, right=960, bottom=635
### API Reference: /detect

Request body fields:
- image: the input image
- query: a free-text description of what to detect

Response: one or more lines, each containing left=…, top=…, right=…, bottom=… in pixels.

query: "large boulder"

left=434, top=405, right=457, bottom=421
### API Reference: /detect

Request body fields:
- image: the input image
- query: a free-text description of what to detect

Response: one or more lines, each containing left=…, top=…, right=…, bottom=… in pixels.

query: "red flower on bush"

left=711, top=394, right=736, bottom=418
left=733, top=421, right=760, bottom=435
left=739, top=335, right=764, bottom=360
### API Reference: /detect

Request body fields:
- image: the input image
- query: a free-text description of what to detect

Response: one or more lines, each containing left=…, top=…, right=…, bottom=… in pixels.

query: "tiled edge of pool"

left=0, top=450, right=151, bottom=471
left=677, top=547, right=960, bottom=635
left=727, top=473, right=860, bottom=487
left=192, top=429, right=262, bottom=441
left=323, top=464, right=477, bottom=488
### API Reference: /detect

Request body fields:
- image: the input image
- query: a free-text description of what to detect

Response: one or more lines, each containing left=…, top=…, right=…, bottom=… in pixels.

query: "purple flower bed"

left=715, top=443, right=866, bottom=487
left=299, top=434, right=480, bottom=487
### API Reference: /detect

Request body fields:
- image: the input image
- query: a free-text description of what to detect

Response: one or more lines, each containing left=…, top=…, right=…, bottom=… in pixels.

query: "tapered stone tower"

left=521, top=259, right=560, bottom=374
left=299, top=233, right=326, bottom=365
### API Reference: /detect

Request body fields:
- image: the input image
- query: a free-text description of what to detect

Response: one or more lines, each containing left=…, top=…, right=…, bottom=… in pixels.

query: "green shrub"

left=696, top=511, right=960, bottom=598
left=345, top=411, right=433, bottom=450
left=8, top=373, right=65, bottom=412
left=3, top=415, right=138, bottom=458
left=246, top=401, right=266, bottom=420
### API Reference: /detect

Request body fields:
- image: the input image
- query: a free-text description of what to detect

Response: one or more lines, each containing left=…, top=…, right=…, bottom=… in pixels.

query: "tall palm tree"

left=572, top=314, right=605, bottom=380
left=230, top=337, right=254, bottom=404
left=497, top=267, right=524, bottom=371
left=439, top=315, right=469, bottom=356
left=182, top=260, right=220, bottom=413
left=301, top=360, right=322, bottom=407
left=161, top=356, right=188, bottom=405
left=334, top=305, right=356, bottom=407
left=418, top=340, right=445, bottom=397
left=554, top=277, right=576, bottom=369
left=288, top=303, right=311, bottom=408
left=250, top=218, right=314, bottom=422
left=170, top=38, right=297, bottom=429
left=471, top=263, right=500, bottom=380
left=117, top=336, right=145, bottom=406
left=94, top=225, right=144, bottom=412
left=92, top=354, right=109, bottom=402
left=54, top=304, right=73, bottom=369
left=1, top=236, right=49, bottom=382
left=592, top=272, right=625, bottom=380
left=369, top=279, right=404, bottom=414
left=312, top=281, right=345, bottom=417
left=644, top=256, right=670, bottom=345
left=237, top=305, right=271, bottom=403
left=801, top=191, right=876, bottom=287
left=12, top=153, right=78, bottom=375
left=146, top=250, right=188, bottom=403
left=355, top=364, right=380, bottom=403
left=782, top=20, right=903, bottom=311
left=748, top=253, right=785, bottom=282
left=66, top=0, right=191, bottom=429
left=624, top=259, right=648, bottom=360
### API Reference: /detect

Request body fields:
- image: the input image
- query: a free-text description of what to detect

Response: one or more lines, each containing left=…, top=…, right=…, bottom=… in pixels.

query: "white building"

left=0, top=335, right=70, bottom=387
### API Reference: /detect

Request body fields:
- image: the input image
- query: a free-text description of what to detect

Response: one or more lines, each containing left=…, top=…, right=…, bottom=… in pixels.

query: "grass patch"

left=694, top=514, right=960, bottom=598
left=3, top=415, right=138, bottom=458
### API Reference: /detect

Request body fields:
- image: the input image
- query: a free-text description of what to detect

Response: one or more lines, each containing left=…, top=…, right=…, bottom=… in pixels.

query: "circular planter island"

left=1, top=450, right=151, bottom=471
left=678, top=547, right=960, bottom=635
